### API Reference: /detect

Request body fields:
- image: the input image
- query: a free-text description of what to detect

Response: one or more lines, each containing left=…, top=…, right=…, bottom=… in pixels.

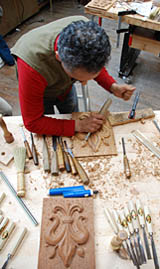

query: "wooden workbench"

left=0, top=113, right=160, bottom=268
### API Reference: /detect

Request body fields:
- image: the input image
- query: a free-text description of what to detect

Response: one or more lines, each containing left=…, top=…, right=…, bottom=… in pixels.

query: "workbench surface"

left=0, top=113, right=160, bottom=269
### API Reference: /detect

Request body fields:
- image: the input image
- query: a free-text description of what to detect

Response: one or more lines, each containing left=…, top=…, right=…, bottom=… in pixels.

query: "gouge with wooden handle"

left=57, top=137, right=65, bottom=171
left=51, top=136, right=58, bottom=175
left=42, top=135, right=50, bottom=172
left=60, top=138, right=71, bottom=173
left=85, top=98, right=112, bottom=141
left=19, top=125, right=32, bottom=160
left=64, top=140, right=89, bottom=185
left=30, top=133, right=39, bottom=166
left=122, top=137, right=131, bottom=179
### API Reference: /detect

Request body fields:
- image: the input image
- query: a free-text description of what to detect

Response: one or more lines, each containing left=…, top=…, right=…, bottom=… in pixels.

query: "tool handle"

left=72, top=157, right=89, bottom=185
left=136, top=200, right=145, bottom=226
left=31, top=143, right=38, bottom=166
left=124, top=206, right=134, bottom=234
left=57, top=143, right=65, bottom=171
left=99, top=98, right=112, bottom=117
left=67, top=154, right=77, bottom=175
left=0, top=222, right=15, bottom=251
left=42, top=136, right=50, bottom=172
left=118, top=210, right=130, bottom=236
left=0, top=192, right=6, bottom=205
left=24, top=141, right=32, bottom=160
left=17, top=172, right=25, bottom=197
left=104, top=208, right=118, bottom=234
left=123, top=155, right=131, bottom=179
left=10, top=227, right=27, bottom=257
left=63, top=151, right=71, bottom=173
left=0, top=218, right=9, bottom=233
left=51, top=151, right=58, bottom=175
left=128, top=201, right=139, bottom=230
left=144, top=206, right=152, bottom=234
left=0, top=115, right=14, bottom=143
left=112, top=210, right=123, bottom=231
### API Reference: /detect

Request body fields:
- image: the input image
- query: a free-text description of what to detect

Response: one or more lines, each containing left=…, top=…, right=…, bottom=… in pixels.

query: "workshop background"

left=0, top=0, right=160, bottom=115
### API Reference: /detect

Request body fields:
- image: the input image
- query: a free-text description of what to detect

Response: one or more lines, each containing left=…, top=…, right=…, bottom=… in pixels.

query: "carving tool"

left=60, top=138, right=71, bottom=173
left=57, top=137, right=65, bottom=171
left=128, top=201, right=147, bottom=265
left=0, top=222, right=15, bottom=251
left=144, top=206, right=159, bottom=269
left=19, top=125, right=32, bottom=159
left=30, top=133, right=39, bottom=166
left=63, top=189, right=98, bottom=198
left=0, top=114, right=14, bottom=143
left=64, top=140, right=89, bottom=185
left=153, top=120, right=160, bottom=133
left=13, top=147, right=26, bottom=197
left=128, top=92, right=140, bottom=119
left=2, top=227, right=27, bottom=269
left=136, top=200, right=152, bottom=260
left=0, top=218, right=9, bottom=234
left=63, top=141, right=77, bottom=175
left=42, top=135, right=50, bottom=172
left=112, top=209, right=139, bottom=267
left=49, top=185, right=85, bottom=195
left=85, top=98, right=112, bottom=141
left=124, top=206, right=141, bottom=267
left=121, top=137, right=131, bottom=179
left=132, top=130, right=160, bottom=159
left=0, top=170, right=38, bottom=226
left=0, top=192, right=6, bottom=205
left=51, top=136, right=58, bottom=175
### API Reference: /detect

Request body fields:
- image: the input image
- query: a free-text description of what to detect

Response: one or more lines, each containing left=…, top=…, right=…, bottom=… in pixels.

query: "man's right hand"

left=75, top=112, right=105, bottom=133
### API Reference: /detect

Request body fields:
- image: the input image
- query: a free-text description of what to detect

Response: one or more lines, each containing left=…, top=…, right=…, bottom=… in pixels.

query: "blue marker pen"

left=63, top=190, right=98, bottom=198
left=49, top=185, right=85, bottom=196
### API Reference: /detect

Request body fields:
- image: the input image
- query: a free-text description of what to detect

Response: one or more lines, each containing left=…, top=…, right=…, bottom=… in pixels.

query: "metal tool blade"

left=137, top=232, right=147, bottom=264
left=2, top=253, right=11, bottom=269
left=20, top=126, right=27, bottom=142
left=52, top=136, right=57, bottom=151
left=128, top=238, right=140, bottom=268
left=142, top=227, right=152, bottom=260
left=153, top=120, right=160, bottom=133
left=150, top=235, right=159, bottom=269
left=64, top=141, right=74, bottom=157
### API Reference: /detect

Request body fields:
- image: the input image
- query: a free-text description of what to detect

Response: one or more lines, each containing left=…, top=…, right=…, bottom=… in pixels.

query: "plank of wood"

left=108, top=108, right=155, bottom=126
left=72, top=112, right=117, bottom=157
left=0, top=145, right=13, bottom=166
left=38, top=197, right=95, bottom=269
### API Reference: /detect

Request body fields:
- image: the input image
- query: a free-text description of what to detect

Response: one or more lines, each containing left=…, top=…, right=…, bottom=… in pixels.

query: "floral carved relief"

left=44, top=202, right=89, bottom=267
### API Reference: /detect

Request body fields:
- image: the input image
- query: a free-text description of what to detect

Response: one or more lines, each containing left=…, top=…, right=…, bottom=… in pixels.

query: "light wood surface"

left=0, top=113, right=160, bottom=268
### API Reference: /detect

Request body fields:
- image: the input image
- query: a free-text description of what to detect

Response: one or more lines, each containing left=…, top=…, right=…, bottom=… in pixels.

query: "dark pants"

left=43, top=85, right=79, bottom=115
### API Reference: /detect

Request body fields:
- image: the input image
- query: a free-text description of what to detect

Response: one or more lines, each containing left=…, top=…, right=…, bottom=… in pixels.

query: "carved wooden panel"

left=86, top=0, right=116, bottom=10
left=38, top=197, right=95, bottom=269
left=72, top=112, right=117, bottom=157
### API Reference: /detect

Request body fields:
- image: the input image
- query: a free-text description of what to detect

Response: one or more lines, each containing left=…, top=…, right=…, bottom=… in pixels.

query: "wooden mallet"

left=0, top=114, right=14, bottom=143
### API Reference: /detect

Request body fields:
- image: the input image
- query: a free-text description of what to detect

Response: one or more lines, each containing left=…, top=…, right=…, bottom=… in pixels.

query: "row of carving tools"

left=105, top=200, right=159, bottom=269
left=0, top=193, right=27, bottom=269
left=42, top=135, right=89, bottom=184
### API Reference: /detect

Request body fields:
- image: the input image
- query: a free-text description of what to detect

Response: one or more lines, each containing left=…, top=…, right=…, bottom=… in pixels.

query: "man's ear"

left=55, top=51, right=61, bottom=62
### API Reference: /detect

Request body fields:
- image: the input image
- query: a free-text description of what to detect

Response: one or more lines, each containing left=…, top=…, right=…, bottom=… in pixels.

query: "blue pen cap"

left=49, top=185, right=85, bottom=196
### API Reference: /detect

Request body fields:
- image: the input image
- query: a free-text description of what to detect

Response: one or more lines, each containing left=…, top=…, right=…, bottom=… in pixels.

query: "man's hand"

left=110, top=83, right=136, bottom=101
left=75, top=112, right=105, bottom=133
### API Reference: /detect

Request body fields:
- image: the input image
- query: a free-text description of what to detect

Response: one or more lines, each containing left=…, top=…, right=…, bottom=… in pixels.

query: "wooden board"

left=0, top=144, right=13, bottom=165
left=86, top=0, right=116, bottom=10
left=38, top=197, right=95, bottom=269
left=72, top=112, right=117, bottom=157
left=108, top=108, right=155, bottom=126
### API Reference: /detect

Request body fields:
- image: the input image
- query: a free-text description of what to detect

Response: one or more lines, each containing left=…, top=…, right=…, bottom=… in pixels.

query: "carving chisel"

left=64, top=140, right=89, bottom=185
left=60, top=138, right=71, bottom=173
left=0, top=222, right=16, bottom=251
left=42, top=135, right=50, bottom=173
left=128, top=201, right=147, bottom=265
left=85, top=98, right=112, bottom=141
left=63, top=140, right=77, bottom=175
left=144, top=206, right=159, bottom=269
left=30, top=133, right=39, bottom=165
left=2, top=227, right=27, bottom=269
left=128, top=92, right=140, bottom=119
left=51, top=136, right=58, bottom=175
left=153, top=120, right=160, bottom=133
left=19, top=125, right=33, bottom=159
left=121, top=137, right=131, bottom=179
left=57, top=137, right=65, bottom=171
left=136, top=200, right=152, bottom=260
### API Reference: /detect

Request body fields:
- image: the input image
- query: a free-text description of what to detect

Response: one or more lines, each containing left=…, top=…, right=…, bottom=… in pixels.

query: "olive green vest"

left=11, top=16, right=88, bottom=98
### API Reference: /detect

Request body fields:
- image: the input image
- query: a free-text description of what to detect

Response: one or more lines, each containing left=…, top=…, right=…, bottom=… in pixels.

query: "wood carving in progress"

left=38, top=197, right=95, bottom=269
left=86, top=0, right=117, bottom=10
left=72, top=112, right=117, bottom=157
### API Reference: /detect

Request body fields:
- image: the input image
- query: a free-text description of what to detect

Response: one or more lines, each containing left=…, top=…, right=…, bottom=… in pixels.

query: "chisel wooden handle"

left=57, top=143, right=65, bottom=171
left=31, top=133, right=39, bottom=165
left=10, top=227, right=27, bottom=257
left=24, top=141, right=33, bottom=160
left=71, top=157, right=89, bottom=185
left=63, top=151, right=71, bottom=173
left=67, top=154, right=77, bottom=175
left=42, top=135, right=50, bottom=172
left=17, top=171, right=25, bottom=197
left=51, top=151, right=58, bottom=175
left=144, top=206, right=152, bottom=234
left=0, top=222, right=15, bottom=251
left=0, top=114, right=14, bottom=143
left=123, top=155, right=131, bottom=179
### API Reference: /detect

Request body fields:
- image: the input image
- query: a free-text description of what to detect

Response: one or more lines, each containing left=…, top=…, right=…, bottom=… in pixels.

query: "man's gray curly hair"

left=58, top=20, right=111, bottom=73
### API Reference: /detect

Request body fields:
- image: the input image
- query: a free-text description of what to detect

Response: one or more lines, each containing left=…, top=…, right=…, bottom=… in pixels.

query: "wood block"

left=38, top=197, right=95, bottom=269
left=108, top=108, right=155, bottom=126
left=72, top=112, right=117, bottom=157
left=0, top=145, right=13, bottom=166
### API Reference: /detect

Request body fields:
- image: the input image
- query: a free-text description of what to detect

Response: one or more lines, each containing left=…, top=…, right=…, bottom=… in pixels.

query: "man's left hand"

left=110, top=83, right=136, bottom=101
